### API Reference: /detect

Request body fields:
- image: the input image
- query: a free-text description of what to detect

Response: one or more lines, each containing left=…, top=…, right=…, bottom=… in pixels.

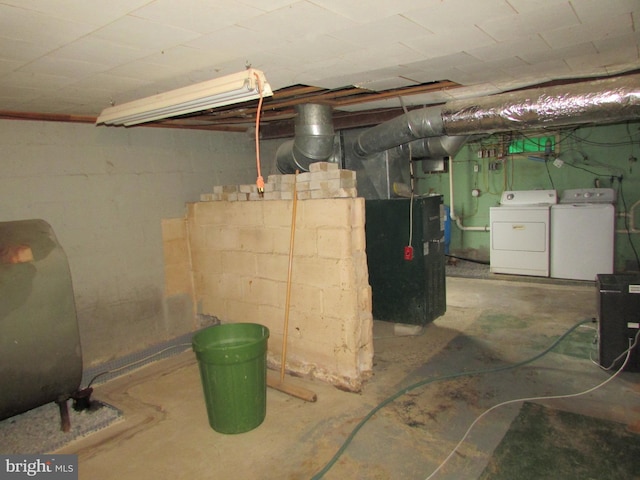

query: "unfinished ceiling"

left=0, top=0, right=639, bottom=135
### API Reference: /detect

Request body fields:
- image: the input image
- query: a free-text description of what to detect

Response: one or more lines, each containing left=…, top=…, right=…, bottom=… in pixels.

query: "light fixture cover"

left=96, top=68, right=273, bottom=126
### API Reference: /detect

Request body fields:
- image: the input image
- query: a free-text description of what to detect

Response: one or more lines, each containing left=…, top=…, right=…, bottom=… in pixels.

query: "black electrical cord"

left=523, top=128, right=578, bottom=146
left=562, top=161, right=611, bottom=176
left=544, top=157, right=555, bottom=189
left=563, top=128, right=640, bottom=148
left=499, top=125, right=640, bottom=154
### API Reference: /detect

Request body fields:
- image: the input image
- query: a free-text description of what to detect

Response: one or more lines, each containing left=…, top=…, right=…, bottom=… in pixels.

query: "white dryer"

left=490, top=190, right=558, bottom=277
left=550, top=188, right=615, bottom=281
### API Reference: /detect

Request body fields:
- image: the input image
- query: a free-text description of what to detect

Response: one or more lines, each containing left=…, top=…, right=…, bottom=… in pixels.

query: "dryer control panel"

left=499, top=189, right=558, bottom=206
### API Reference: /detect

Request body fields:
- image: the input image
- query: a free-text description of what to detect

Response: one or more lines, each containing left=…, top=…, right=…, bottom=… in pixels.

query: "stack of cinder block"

left=200, top=162, right=357, bottom=201
left=262, top=174, right=296, bottom=200
left=200, top=183, right=262, bottom=202
left=295, top=161, right=357, bottom=200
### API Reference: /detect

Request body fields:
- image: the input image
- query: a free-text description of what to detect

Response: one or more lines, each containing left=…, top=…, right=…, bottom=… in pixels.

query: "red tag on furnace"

left=404, top=246, right=414, bottom=261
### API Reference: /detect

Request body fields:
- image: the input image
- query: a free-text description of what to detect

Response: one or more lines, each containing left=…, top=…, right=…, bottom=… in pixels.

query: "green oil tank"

left=0, top=219, right=82, bottom=420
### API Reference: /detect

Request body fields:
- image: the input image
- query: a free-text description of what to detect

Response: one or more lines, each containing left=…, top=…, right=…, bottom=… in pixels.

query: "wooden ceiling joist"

left=0, top=79, right=461, bottom=133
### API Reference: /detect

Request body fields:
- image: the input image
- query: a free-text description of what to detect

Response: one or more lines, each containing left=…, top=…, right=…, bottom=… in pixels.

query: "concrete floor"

left=58, top=277, right=640, bottom=479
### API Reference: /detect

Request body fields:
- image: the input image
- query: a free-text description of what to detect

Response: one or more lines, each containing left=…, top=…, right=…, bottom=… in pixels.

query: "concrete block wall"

left=0, top=119, right=257, bottom=366
left=185, top=197, right=374, bottom=391
left=161, top=218, right=193, bottom=299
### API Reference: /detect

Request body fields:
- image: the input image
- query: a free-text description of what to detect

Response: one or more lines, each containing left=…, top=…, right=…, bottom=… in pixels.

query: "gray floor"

left=57, top=276, right=639, bottom=479
left=445, top=256, right=591, bottom=287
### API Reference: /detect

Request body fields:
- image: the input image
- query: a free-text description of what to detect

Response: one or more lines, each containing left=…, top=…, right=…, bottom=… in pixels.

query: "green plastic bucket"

left=192, top=323, right=269, bottom=434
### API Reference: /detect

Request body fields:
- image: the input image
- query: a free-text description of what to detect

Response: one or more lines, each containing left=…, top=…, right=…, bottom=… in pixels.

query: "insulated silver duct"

left=354, top=73, right=640, bottom=156
left=276, top=103, right=335, bottom=173
left=442, top=74, right=640, bottom=135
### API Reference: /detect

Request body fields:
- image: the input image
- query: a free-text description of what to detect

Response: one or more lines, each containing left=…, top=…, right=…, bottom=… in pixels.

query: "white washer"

left=490, top=190, right=558, bottom=277
left=550, top=188, right=615, bottom=281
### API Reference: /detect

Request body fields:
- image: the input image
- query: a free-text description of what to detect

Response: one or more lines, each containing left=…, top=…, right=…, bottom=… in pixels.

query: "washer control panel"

left=560, top=188, right=616, bottom=204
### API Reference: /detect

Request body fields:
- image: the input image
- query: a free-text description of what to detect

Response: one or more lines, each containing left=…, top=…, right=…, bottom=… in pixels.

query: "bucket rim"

left=192, top=323, right=269, bottom=353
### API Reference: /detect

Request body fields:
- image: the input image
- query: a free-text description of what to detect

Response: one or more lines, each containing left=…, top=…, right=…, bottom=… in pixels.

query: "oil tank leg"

left=56, top=396, right=71, bottom=432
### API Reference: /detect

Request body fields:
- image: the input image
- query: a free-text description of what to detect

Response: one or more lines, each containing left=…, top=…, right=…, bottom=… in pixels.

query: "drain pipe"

left=448, top=159, right=489, bottom=232
left=276, top=103, right=335, bottom=174
left=407, top=135, right=488, bottom=232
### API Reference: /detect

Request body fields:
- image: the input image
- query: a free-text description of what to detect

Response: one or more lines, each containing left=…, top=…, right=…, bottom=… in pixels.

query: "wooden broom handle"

left=280, top=171, right=298, bottom=383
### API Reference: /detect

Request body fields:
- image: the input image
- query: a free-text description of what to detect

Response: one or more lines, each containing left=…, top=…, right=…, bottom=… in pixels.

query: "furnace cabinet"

left=365, top=196, right=446, bottom=326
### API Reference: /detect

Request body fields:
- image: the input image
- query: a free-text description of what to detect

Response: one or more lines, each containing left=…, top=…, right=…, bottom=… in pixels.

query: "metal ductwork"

left=276, top=103, right=335, bottom=174
left=354, top=106, right=444, bottom=158
left=405, top=135, right=471, bottom=160
left=442, top=74, right=640, bottom=135
left=354, top=73, right=640, bottom=157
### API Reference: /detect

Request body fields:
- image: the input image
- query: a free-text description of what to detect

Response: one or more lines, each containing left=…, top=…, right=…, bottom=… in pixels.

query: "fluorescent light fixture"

left=96, top=68, right=273, bottom=127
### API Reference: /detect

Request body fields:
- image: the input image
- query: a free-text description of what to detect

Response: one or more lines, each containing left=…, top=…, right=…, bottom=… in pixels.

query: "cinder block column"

left=183, top=197, right=373, bottom=392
